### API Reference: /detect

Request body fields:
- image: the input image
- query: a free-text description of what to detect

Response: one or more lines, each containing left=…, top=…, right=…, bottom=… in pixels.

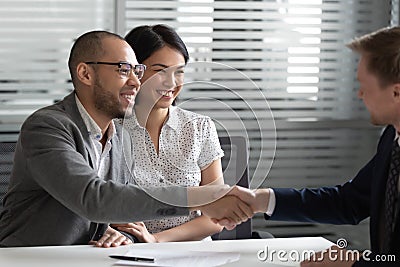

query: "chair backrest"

left=0, top=134, right=17, bottom=213
left=212, top=136, right=252, bottom=240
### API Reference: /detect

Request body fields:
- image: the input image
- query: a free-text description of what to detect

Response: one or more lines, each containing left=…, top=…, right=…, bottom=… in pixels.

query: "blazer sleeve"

left=269, top=126, right=394, bottom=225
left=269, top=149, right=376, bottom=225
left=20, top=109, right=189, bottom=223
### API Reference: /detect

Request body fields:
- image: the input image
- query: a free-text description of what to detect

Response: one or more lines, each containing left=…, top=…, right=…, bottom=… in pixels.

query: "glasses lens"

left=134, top=64, right=146, bottom=80
left=118, top=63, right=132, bottom=77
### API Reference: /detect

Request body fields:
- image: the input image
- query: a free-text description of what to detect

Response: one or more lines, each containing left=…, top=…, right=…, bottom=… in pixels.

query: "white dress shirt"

left=75, top=95, right=115, bottom=179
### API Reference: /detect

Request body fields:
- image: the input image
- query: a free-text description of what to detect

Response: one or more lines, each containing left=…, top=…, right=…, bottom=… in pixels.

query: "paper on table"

left=112, top=248, right=240, bottom=267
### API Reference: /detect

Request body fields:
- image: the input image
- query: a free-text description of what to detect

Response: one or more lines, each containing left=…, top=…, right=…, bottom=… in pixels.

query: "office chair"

left=0, top=141, right=16, bottom=214
left=212, top=136, right=273, bottom=240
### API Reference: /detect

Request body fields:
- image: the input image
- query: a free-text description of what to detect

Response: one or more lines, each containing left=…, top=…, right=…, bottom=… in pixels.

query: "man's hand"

left=187, top=184, right=231, bottom=207
left=227, top=186, right=270, bottom=213
left=197, top=195, right=254, bottom=230
left=89, top=226, right=132, bottom=248
left=187, top=185, right=269, bottom=230
left=301, top=245, right=357, bottom=267
left=112, top=222, right=158, bottom=243
left=211, top=186, right=270, bottom=227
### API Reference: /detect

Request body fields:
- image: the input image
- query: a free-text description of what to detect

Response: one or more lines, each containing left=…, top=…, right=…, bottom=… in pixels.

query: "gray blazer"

left=0, top=92, right=188, bottom=247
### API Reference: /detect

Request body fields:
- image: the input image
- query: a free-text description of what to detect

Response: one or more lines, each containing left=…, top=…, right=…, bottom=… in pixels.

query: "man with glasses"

left=85, top=61, right=146, bottom=80
left=0, top=30, right=253, bottom=247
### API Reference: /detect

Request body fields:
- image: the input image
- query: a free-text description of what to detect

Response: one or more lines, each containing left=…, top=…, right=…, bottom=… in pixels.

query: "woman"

left=112, top=24, right=225, bottom=242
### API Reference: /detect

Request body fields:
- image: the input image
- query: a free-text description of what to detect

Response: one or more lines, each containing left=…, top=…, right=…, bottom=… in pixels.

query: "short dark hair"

left=125, top=24, right=189, bottom=64
left=347, top=26, right=400, bottom=87
left=68, top=30, right=124, bottom=84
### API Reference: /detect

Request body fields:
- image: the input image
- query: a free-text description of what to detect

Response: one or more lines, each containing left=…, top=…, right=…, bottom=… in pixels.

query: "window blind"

left=0, top=0, right=114, bottom=133
left=0, top=0, right=396, bottom=190
left=119, top=0, right=393, bottom=189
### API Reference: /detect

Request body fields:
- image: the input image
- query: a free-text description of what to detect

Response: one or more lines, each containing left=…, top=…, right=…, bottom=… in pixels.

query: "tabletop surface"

left=0, top=237, right=333, bottom=267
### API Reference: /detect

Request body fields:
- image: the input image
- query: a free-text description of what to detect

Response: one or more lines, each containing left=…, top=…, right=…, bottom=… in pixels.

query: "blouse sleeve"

left=197, top=117, right=224, bottom=169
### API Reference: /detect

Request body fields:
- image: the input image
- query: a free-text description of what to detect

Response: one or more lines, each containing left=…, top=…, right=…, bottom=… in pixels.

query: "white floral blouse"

left=119, top=105, right=224, bottom=234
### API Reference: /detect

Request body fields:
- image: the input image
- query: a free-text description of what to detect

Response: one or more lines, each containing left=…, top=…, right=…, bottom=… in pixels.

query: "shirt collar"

left=126, top=111, right=141, bottom=130
left=75, top=94, right=115, bottom=141
left=165, top=105, right=179, bottom=131
left=129, top=105, right=180, bottom=131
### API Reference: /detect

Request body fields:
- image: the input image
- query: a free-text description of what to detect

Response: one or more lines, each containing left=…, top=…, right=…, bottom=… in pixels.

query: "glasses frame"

left=85, top=61, right=146, bottom=79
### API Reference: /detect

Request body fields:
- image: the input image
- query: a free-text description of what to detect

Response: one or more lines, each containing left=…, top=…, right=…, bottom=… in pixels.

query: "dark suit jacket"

left=269, top=125, right=400, bottom=266
left=0, top=92, right=188, bottom=247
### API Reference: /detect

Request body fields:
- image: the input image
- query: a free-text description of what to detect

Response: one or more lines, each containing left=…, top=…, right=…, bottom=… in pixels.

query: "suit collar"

left=61, top=92, right=96, bottom=168
left=370, top=125, right=396, bottom=251
left=74, top=94, right=116, bottom=142
left=61, top=92, right=124, bottom=180
left=62, top=92, right=89, bottom=137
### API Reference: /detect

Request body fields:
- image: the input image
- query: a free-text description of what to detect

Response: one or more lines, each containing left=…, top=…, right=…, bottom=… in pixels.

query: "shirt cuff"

left=266, top=188, right=276, bottom=216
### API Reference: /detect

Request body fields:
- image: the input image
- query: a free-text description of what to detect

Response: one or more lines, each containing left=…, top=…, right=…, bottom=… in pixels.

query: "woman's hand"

left=112, top=222, right=159, bottom=243
left=89, top=226, right=132, bottom=248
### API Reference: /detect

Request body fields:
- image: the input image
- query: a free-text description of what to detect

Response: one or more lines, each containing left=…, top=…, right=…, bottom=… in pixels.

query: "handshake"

left=189, top=186, right=271, bottom=230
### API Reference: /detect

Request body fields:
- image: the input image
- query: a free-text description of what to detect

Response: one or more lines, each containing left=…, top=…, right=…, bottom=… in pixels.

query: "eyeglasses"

left=85, top=61, right=146, bottom=79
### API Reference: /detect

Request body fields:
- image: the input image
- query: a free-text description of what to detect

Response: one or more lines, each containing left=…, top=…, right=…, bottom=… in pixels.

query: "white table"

left=0, top=237, right=333, bottom=267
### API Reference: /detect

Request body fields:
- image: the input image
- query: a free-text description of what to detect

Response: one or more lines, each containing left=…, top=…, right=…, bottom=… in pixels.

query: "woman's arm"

left=115, top=159, right=225, bottom=242
left=154, top=214, right=222, bottom=242
left=153, top=159, right=225, bottom=242
left=114, top=213, right=223, bottom=243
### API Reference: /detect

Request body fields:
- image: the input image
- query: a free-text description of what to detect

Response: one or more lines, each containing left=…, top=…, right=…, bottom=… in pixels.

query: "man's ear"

left=76, top=63, right=93, bottom=86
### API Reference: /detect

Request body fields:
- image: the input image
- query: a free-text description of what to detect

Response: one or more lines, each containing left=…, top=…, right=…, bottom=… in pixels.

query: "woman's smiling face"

left=135, top=45, right=186, bottom=109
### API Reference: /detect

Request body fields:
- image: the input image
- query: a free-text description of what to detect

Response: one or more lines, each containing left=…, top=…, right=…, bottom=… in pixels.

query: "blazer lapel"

left=370, top=126, right=395, bottom=251
left=61, top=92, right=97, bottom=169
left=393, top=202, right=400, bottom=255
left=108, top=132, right=120, bottom=182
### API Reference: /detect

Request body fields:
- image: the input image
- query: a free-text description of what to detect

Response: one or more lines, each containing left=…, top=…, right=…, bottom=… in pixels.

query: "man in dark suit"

left=0, top=30, right=253, bottom=247
left=227, top=26, right=400, bottom=266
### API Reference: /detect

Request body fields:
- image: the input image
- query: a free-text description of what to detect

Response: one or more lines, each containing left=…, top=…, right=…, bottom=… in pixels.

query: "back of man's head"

left=347, top=26, right=400, bottom=87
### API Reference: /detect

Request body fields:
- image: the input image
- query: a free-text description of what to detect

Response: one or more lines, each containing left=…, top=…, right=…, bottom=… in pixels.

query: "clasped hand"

left=92, top=185, right=270, bottom=247
left=197, top=185, right=270, bottom=230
